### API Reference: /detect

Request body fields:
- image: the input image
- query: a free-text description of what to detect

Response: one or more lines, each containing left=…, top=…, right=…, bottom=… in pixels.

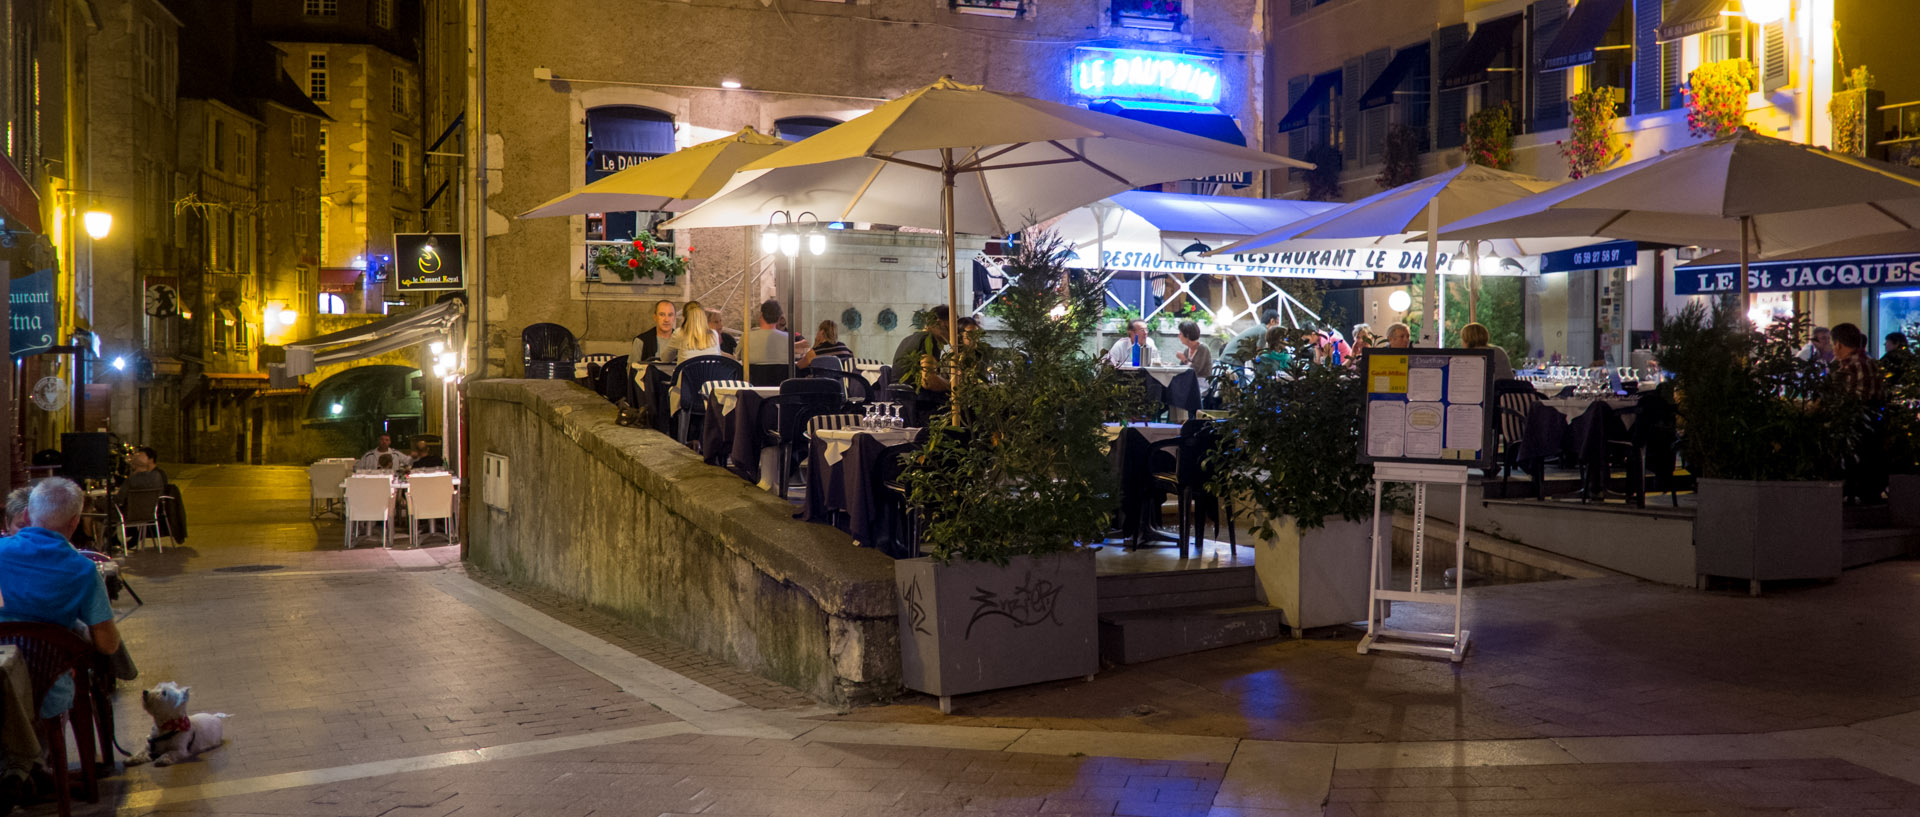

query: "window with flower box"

left=950, top=0, right=1025, bottom=18
left=1111, top=0, right=1181, bottom=30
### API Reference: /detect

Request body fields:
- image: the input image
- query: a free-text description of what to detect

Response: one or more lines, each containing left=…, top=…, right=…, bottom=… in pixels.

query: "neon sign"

left=1071, top=48, right=1222, bottom=105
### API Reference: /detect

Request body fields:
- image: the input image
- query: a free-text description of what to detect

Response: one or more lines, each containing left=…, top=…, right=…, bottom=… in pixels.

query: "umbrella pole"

left=1468, top=239, right=1481, bottom=324
left=1739, top=215, right=1752, bottom=319
left=789, top=254, right=799, bottom=381
left=743, top=254, right=754, bottom=368
left=1423, top=204, right=1439, bottom=347
left=945, top=152, right=961, bottom=425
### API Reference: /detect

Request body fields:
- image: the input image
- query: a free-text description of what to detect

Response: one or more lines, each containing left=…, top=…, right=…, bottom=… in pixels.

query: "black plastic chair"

left=671, top=357, right=745, bottom=445
left=748, top=363, right=790, bottom=387
left=0, top=622, right=103, bottom=815
left=1492, top=379, right=1542, bottom=497
left=754, top=387, right=844, bottom=499
left=808, top=356, right=851, bottom=372
left=1149, top=419, right=1236, bottom=560
left=521, top=323, right=580, bottom=379
left=873, top=441, right=921, bottom=558
left=595, top=354, right=633, bottom=404
left=805, top=368, right=873, bottom=403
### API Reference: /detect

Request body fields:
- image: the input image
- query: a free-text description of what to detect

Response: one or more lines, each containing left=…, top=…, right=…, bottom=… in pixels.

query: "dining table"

left=1119, top=366, right=1202, bottom=415
left=1104, top=422, right=1183, bottom=546
left=702, top=384, right=780, bottom=472
left=805, top=425, right=924, bottom=551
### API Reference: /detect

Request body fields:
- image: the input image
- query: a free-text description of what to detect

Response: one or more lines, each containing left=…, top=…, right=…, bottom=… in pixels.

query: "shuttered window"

left=1432, top=23, right=1470, bottom=150
left=1760, top=21, right=1789, bottom=92
left=1362, top=48, right=1391, bottom=166
left=1286, top=75, right=1309, bottom=159
left=1531, top=0, right=1568, bottom=132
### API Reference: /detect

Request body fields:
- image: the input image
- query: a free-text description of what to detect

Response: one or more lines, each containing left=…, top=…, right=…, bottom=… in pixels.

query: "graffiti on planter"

left=965, top=572, right=1064, bottom=639
left=903, top=577, right=931, bottom=636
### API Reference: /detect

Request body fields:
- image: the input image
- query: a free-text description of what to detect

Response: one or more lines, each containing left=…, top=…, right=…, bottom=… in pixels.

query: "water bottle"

left=1131, top=342, right=1142, bottom=367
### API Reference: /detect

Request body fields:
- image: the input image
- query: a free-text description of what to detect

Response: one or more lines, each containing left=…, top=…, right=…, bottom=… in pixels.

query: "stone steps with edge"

left=1097, top=566, right=1259, bottom=615
left=1098, top=603, right=1284, bottom=665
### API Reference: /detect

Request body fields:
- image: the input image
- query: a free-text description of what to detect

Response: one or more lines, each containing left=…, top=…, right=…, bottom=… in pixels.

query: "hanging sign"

left=1539, top=240, right=1638, bottom=274
left=0, top=157, right=41, bottom=234
left=10, top=266, right=57, bottom=357
left=1675, top=252, right=1920, bottom=295
left=393, top=233, right=465, bottom=291
left=1072, top=244, right=1374, bottom=280
left=144, top=276, right=182, bottom=317
left=1070, top=47, right=1223, bottom=105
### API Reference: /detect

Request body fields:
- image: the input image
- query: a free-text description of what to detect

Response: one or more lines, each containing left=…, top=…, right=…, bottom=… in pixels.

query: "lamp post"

left=761, top=211, right=827, bottom=380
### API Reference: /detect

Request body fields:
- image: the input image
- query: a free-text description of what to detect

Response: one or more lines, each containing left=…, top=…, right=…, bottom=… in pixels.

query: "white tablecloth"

left=1102, top=422, right=1183, bottom=444
left=1117, top=366, right=1188, bottom=388
left=854, top=362, right=886, bottom=386
left=711, top=385, right=779, bottom=416
left=1541, top=396, right=1640, bottom=420
left=815, top=427, right=922, bottom=466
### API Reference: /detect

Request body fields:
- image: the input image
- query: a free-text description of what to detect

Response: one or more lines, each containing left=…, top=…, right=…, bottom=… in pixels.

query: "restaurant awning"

left=284, top=296, right=464, bottom=377
left=1276, top=72, right=1342, bottom=133
left=1657, top=0, right=1728, bottom=42
left=1088, top=100, right=1245, bottom=146
left=319, top=267, right=363, bottom=292
left=1441, top=14, right=1524, bottom=90
left=1358, top=44, right=1429, bottom=110
left=1540, top=0, right=1631, bottom=71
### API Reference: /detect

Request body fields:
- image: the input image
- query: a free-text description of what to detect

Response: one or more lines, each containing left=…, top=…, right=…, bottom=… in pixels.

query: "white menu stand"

left=1358, top=462, right=1472, bottom=663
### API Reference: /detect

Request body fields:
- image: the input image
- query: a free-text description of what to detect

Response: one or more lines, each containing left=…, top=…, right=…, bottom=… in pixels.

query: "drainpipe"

left=471, top=0, right=489, bottom=378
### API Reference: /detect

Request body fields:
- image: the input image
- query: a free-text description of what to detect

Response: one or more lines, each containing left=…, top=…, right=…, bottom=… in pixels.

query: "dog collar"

left=159, top=717, right=190, bottom=733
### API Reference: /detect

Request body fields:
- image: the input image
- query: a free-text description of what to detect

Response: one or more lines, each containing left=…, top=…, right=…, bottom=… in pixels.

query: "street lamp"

left=762, top=210, right=829, bottom=379
left=1742, top=0, right=1788, bottom=24
left=82, top=210, right=112, bottom=240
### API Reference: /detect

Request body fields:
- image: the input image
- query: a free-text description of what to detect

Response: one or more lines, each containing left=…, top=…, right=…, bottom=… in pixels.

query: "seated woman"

left=1253, top=326, right=1293, bottom=375
left=799, top=320, right=854, bottom=368
left=665, top=300, right=729, bottom=363
left=1460, top=322, right=1514, bottom=382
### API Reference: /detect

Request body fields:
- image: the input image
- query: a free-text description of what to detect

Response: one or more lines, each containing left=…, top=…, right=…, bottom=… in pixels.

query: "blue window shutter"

left=1632, top=0, right=1663, bottom=115
left=1531, top=0, right=1569, bottom=132
left=1433, top=23, right=1469, bottom=150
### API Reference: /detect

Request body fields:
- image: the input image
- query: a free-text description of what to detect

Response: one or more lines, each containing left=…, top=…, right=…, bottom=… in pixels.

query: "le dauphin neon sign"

left=1071, top=47, right=1222, bottom=105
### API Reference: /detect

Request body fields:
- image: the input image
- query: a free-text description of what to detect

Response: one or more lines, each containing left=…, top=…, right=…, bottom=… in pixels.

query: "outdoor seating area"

left=308, top=446, right=462, bottom=549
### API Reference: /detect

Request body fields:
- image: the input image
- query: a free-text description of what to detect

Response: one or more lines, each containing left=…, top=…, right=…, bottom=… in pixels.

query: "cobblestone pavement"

left=41, top=464, right=1920, bottom=816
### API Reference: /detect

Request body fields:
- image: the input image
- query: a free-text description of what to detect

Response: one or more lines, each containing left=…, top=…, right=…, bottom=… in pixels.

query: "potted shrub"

left=1658, top=303, right=1870, bottom=594
left=898, top=229, right=1142, bottom=712
left=1209, top=331, right=1382, bottom=635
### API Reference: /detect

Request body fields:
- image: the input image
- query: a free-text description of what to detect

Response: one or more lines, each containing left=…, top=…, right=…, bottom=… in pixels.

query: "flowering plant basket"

left=1683, top=59, right=1755, bottom=139
left=592, top=232, right=688, bottom=284
left=1462, top=103, right=1514, bottom=170
left=1558, top=86, right=1627, bottom=179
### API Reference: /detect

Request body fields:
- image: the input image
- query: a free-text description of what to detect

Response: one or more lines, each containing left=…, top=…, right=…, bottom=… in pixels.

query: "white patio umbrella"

left=1438, top=128, right=1920, bottom=306
left=663, top=77, right=1307, bottom=350
left=1210, top=163, right=1571, bottom=344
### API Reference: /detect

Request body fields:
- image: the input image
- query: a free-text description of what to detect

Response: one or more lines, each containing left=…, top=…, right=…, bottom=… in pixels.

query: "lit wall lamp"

left=82, top=210, right=113, bottom=240
left=1387, top=289, right=1413, bottom=313
left=761, top=210, right=828, bottom=378
left=1742, top=0, right=1788, bottom=24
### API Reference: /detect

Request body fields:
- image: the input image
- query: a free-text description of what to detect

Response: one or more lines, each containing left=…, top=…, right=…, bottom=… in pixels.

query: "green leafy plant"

left=1657, top=302, right=1870, bottom=481
left=1558, top=87, right=1627, bottom=179
left=902, top=229, right=1146, bottom=564
left=1102, top=305, right=1142, bottom=327
left=1376, top=124, right=1423, bottom=189
left=1149, top=301, right=1205, bottom=334
left=1829, top=65, right=1875, bottom=157
left=592, top=232, right=688, bottom=284
left=1463, top=102, right=1515, bottom=170
left=1301, top=144, right=1344, bottom=201
left=1209, top=331, right=1378, bottom=534
left=1683, top=59, right=1756, bottom=139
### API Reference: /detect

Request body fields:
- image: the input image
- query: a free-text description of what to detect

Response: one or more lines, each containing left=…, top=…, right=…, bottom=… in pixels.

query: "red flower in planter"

left=626, top=258, right=640, bottom=269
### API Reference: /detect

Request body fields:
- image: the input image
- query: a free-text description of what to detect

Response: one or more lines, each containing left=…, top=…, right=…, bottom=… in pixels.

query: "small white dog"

left=127, top=682, right=229, bottom=766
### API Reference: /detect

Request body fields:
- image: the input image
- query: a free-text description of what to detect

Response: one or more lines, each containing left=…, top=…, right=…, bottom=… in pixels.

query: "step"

left=1099, top=603, right=1284, bottom=665
left=1844, top=504, right=1895, bottom=530
left=1841, top=527, right=1917, bottom=568
left=1097, top=567, right=1259, bottom=614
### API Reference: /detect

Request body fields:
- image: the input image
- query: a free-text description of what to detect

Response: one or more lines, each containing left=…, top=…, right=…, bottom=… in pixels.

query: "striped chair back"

left=579, top=353, right=616, bottom=365
left=700, top=379, right=753, bottom=398
left=1496, top=389, right=1541, bottom=444
left=805, top=413, right=864, bottom=438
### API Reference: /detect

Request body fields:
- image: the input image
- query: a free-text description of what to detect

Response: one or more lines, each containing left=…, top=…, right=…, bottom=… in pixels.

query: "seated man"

left=0, top=478, right=121, bottom=721
left=357, top=434, right=411, bottom=471
left=409, top=438, right=445, bottom=470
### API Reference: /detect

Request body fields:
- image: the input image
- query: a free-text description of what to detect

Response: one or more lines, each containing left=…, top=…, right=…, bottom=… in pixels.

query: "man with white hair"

left=0, top=478, right=120, bottom=719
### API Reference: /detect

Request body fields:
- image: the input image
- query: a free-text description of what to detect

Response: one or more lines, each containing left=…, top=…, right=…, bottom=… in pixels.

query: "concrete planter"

left=1252, top=515, right=1376, bottom=636
left=895, top=549, right=1098, bottom=711
left=1694, top=478, right=1842, bottom=595
left=1889, top=474, right=1920, bottom=529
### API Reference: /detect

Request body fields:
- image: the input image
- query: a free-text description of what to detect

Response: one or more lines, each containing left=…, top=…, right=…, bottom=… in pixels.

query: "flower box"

left=1111, top=0, right=1181, bottom=30
left=951, top=0, right=1024, bottom=17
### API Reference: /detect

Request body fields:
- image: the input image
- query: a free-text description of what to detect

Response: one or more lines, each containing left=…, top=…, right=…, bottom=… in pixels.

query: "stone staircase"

left=1096, top=567, right=1283, bottom=665
left=1841, top=504, right=1920, bottom=568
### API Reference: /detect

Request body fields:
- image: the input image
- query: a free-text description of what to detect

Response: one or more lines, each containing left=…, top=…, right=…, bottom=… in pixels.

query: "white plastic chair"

left=344, top=475, right=395, bottom=549
left=405, top=473, right=457, bottom=546
left=114, top=486, right=170, bottom=554
left=309, top=461, right=351, bottom=519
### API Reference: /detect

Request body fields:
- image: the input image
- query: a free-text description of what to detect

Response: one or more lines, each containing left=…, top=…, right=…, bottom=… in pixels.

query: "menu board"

left=1358, top=348, right=1495, bottom=468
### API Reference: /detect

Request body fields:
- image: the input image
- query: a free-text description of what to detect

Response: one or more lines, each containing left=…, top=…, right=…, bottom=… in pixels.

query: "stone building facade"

left=474, top=0, right=1267, bottom=374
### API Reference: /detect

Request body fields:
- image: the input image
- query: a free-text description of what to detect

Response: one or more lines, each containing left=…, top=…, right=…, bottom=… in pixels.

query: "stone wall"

left=465, top=379, right=901, bottom=704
